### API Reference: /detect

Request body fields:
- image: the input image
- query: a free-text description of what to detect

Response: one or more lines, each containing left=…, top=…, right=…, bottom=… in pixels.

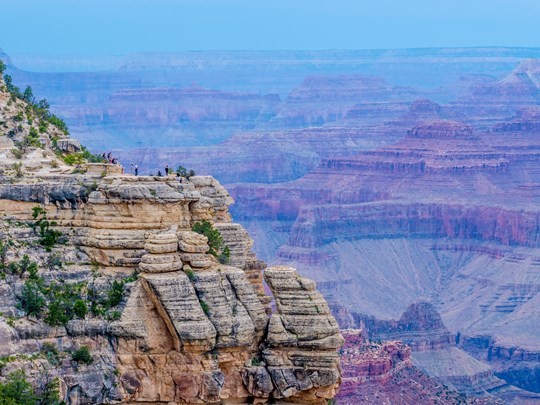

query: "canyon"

left=2, top=47, right=540, bottom=402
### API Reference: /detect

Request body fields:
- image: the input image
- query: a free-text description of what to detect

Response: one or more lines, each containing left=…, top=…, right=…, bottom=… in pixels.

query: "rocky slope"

left=345, top=303, right=540, bottom=402
left=0, top=77, right=344, bottom=404
left=336, top=329, right=502, bottom=405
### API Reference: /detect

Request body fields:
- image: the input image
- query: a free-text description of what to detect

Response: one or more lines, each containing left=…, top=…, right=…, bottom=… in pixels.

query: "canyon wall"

left=0, top=81, right=343, bottom=404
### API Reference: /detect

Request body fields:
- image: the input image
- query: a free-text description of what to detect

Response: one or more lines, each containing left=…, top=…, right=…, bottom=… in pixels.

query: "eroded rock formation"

left=0, top=78, right=342, bottom=404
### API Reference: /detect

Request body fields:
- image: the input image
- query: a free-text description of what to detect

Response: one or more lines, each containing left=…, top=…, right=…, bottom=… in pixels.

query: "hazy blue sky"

left=2, top=0, right=540, bottom=55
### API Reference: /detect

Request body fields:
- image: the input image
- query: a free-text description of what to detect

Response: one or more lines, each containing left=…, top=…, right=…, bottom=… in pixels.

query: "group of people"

left=157, top=165, right=171, bottom=177
left=126, top=163, right=184, bottom=178
left=98, top=152, right=185, bottom=179
left=101, top=152, right=119, bottom=165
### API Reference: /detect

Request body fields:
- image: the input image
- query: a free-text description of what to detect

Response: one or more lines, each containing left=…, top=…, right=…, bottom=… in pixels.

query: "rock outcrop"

left=0, top=78, right=343, bottom=404
left=0, top=170, right=343, bottom=404
left=335, top=329, right=502, bottom=405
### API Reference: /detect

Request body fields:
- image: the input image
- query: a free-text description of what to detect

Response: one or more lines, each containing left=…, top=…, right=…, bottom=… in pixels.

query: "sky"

left=1, top=0, right=540, bottom=56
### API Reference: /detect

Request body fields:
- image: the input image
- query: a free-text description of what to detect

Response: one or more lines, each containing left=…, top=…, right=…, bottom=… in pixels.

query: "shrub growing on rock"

left=0, top=370, right=37, bottom=405
left=218, top=246, right=230, bottom=264
left=15, top=254, right=38, bottom=278
left=106, top=280, right=124, bottom=308
left=199, top=299, right=210, bottom=315
left=19, top=280, right=46, bottom=317
left=36, top=376, right=63, bottom=405
left=63, top=153, right=85, bottom=166
left=192, top=220, right=227, bottom=258
left=44, top=281, right=86, bottom=326
left=31, top=206, right=63, bottom=251
left=71, top=346, right=93, bottom=365
left=176, top=165, right=196, bottom=178
left=41, top=342, right=61, bottom=366
left=73, top=299, right=87, bottom=319
left=0, top=240, right=8, bottom=269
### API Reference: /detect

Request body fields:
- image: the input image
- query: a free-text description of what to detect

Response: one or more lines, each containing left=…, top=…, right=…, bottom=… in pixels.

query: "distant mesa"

left=492, top=108, right=540, bottom=132
left=407, top=120, right=475, bottom=139
left=492, top=58, right=540, bottom=92
left=397, top=302, right=446, bottom=332
left=287, top=74, right=390, bottom=102
left=408, top=99, right=442, bottom=114
left=506, top=59, right=540, bottom=89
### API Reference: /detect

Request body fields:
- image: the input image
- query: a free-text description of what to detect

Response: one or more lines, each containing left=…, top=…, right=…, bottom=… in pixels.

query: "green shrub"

left=12, top=162, right=23, bottom=177
left=175, top=166, right=196, bottom=179
left=89, top=275, right=132, bottom=316
left=45, top=299, right=70, bottom=326
left=123, top=272, right=139, bottom=284
left=16, top=255, right=38, bottom=278
left=41, top=342, right=61, bottom=366
left=81, top=146, right=104, bottom=163
left=31, top=206, right=63, bottom=251
left=73, top=299, right=87, bottom=319
left=185, top=268, right=196, bottom=281
left=37, top=376, right=63, bottom=405
left=44, top=281, right=86, bottom=326
left=11, top=148, right=23, bottom=159
left=19, top=281, right=46, bottom=317
left=47, top=114, right=68, bottom=135
left=5, top=315, right=16, bottom=327
left=63, top=153, right=85, bottom=166
left=46, top=253, right=63, bottom=271
left=105, top=310, right=121, bottom=321
left=106, top=280, right=124, bottom=307
left=22, top=86, right=34, bottom=104
left=38, top=120, right=47, bottom=133
left=13, top=112, right=23, bottom=122
left=192, top=220, right=226, bottom=258
left=0, top=240, right=8, bottom=269
left=31, top=206, right=46, bottom=219
left=83, top=181, right=98, bottom=196
left=71, top=346, right=93, bottom=365
left=218, top=246, right=230, bottom=264
left=199, top=299, right=210, bottom=315
left=0, top=370, right=37, bottom=405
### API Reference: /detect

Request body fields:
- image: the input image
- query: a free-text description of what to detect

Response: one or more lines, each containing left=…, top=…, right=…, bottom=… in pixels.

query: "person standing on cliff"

left=165, top=165, right=169, bottom=175
left=130, top=163, right=134, bottom=174
left=134, top=164, right=139, bottom=176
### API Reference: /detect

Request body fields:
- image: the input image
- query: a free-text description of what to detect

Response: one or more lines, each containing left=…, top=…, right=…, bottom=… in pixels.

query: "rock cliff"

left=335, top=329, right=501, bottom=405
left=0, top=78, right=343, bottom=404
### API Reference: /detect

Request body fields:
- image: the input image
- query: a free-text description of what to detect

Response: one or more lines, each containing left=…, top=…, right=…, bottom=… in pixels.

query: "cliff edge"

left=0, top=73, right=343, bottom=404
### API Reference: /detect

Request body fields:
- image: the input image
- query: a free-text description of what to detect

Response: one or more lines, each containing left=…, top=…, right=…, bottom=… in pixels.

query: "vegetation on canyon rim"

left=192, top=220, right=230, bottom=264
left=0, top=206, right=138, bottom=327
left=1, top=60, right=104, bottom=169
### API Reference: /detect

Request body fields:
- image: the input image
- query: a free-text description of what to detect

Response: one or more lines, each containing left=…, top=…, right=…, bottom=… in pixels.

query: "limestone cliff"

left=0, top=78, right=343, bottom=404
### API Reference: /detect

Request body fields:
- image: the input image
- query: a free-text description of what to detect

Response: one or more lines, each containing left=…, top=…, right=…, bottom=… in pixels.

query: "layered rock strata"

left=0, top=79, right=343, bottom=403
left=336, top=330, right=501, bottom=405
left=0, top=168, right=343, bottom=404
